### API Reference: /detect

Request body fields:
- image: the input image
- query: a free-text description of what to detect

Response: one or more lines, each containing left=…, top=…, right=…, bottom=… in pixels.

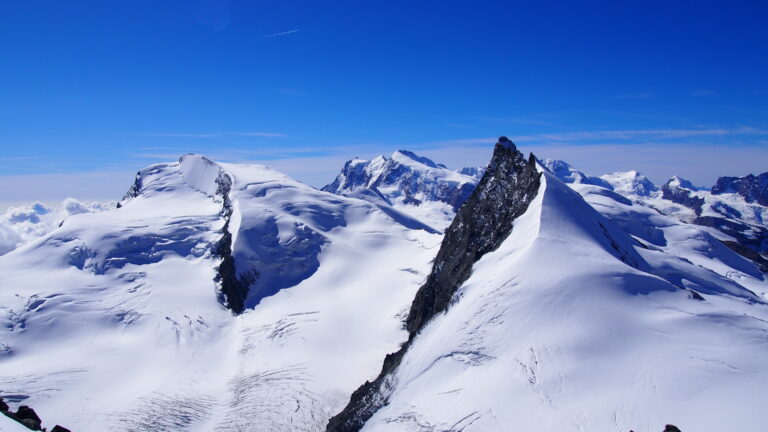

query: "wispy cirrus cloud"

left=692, top=89, right=716, bottom=97
left=429, top=126, right=768, bottom=147
left=125, top=131, right=288, bottom=138
left=613, top=93, right=652, bottom=99
left=532, top=126, right=767, bottom=142
left=258, top=29, right=300, bottom=39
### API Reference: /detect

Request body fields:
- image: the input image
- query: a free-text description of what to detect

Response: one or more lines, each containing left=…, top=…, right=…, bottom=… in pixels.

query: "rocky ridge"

left=326, top=137, right=541, bottom=431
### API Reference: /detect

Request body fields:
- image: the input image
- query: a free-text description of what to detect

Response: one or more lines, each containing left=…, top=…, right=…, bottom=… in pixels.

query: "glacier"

left=0, top=142, right=766, bottom=432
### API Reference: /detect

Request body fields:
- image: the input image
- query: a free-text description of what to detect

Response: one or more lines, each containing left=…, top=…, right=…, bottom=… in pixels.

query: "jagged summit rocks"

left=326, top=137, right=542, bottom=432
left=712, top=171, right=768, bottom=206
left=406, top=136, right=541, bottom=335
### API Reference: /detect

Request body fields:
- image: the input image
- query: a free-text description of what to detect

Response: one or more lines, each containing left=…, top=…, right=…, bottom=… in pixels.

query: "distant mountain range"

left=1, top=139, right=767, bottom=432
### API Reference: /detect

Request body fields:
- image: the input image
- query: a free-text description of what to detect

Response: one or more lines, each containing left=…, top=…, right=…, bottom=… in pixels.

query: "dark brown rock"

left=326, top=137, right=542, bottom=432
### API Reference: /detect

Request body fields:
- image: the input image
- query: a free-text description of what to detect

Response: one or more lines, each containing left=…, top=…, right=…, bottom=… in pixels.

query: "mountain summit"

left=322, top=150, right=479, bottom=229
left=327, top=138, right=768, bottom=432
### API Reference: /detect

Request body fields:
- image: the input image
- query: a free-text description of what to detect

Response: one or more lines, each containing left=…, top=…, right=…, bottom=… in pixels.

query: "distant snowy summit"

left=712, top=172, right=768, bottom=206
left=537, top=158, right=768, bottom=272
left=323, top=150, right=482, bottom=229
left=329, top=137, right=768, bottom=432
left=2, top=139, right=768, bottom=431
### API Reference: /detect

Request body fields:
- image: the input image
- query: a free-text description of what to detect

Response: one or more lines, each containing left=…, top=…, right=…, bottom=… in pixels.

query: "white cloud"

left=258, top=29, right=300, bottom=39
left=0, top=199, right=114, bottom=255
left=125, top=131, right=287, bottom=138
left=0, top=171, right=134, bottom=209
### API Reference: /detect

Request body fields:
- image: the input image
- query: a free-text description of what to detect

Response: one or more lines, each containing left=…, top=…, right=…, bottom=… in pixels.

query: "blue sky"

left=1, top=1, right=767, bottom=206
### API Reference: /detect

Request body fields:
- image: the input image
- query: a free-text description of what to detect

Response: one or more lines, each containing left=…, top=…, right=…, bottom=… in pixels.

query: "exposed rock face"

left=712, top=172, right=768, bottom=206
left=322, top=150, right=478, bottom=211
left=663, top=425, right=682, bottom=432
left=15, top=406, right=42, bottom=430
left=211, top=167, right=250, bottom=314
left=326, top=137, right=541, bottom=432
left=1, top=402, right=42, bottom=431
left=661, top=176, right=705, bottom=215
left=406, top=138, right=542, bottom=334
left=0, top=399, right=72, bottom=431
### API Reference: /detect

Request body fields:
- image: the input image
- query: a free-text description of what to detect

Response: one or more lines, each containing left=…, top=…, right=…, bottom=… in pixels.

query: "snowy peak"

left=327, top=137, right=543, bottom=431
left=391, top=150, right=444, bottom=169
left=664, top=175, right=698, bottom=191
left=600, top=169, right=658, bottom=196
left=539, top=158, right=613, bottom=189
left=661, top=175, right=705, bottom=215
left=322, top=149, right=479, bottom=228
left=458, top=166, right=485, bottom=179
left=120, top=154, right=231, bottom=209
left=712, top=171, right=768, bottom=206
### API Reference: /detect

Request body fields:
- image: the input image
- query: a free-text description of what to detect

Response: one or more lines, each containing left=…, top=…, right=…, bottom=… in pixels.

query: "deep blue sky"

left=1, top=1, right=767, bottom=205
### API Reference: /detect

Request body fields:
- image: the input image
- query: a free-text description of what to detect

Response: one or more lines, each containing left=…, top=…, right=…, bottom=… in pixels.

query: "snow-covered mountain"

left=538, top=158, right=611, bottom=189
left=329, top=139, right=768, bottom=432
left=541, top=159, right=768, bottom=274
left=712, top=171, right=768, bottom=206
left=0, top=154, right=442, bottom=431
left=322, top=150, right=480, bottom=230
left=599, top=169, right=659, bottom=196
left=1, top=142, right=767, bottom=432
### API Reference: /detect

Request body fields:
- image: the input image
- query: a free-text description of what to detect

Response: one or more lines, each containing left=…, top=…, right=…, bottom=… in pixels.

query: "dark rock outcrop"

left=695, top=216, right=768, bottom=251
left=14, top=406, right=42, bottom=430
left=0, top=399, right=35, bottom=429
left=406, top=138, right=541, bottom=334
left=663, top=425, right=682, bottom=432
left=326, top=137, right=541, bottom=432
left=661, top=177, right=705, bottom=215
left=0, top=401, right=69, bottom=431
left=722, top=240, right=768, bottom=273
left=712, top=172, right=768, bottom=206
left=212, top=171, right=252, bottom=314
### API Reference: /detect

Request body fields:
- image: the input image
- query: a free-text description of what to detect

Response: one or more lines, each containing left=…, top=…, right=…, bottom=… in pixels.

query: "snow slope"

left=358, top=169, right=768, bottom=431
left=0, top=154, right=441, bottom=431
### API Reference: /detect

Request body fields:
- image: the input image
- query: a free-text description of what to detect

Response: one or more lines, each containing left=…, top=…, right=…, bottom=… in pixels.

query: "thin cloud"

left=258, top=29, right=300, bottom=39
left=278, top=87, right=302, bottom=96
left=421, top=127, right=768, bottom=150
left=692, top=89, right=716, bottom=97
left=535, top=127, right=767, bottom=141
left=477, top=116, right=565, bottom=129
left=427, top=137, right=499, bottom=146
left=125, top=132, right=287, bottom=138
left=614, top=93, right=652, bottom=99
left=128, top=133, right=217, bottom=138
left=231, top=132, right=287, bottom=137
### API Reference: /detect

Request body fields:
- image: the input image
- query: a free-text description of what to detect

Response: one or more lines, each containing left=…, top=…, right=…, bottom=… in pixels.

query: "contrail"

left=259, top=29, right=300, bottom=39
